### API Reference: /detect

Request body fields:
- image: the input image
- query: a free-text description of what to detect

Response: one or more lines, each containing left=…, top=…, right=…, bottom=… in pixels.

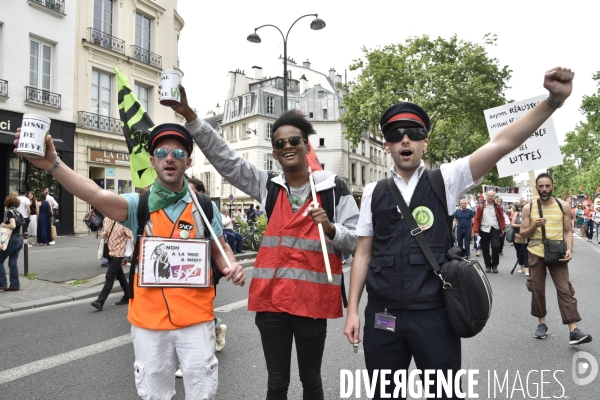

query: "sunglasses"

left=154, top=148, right=186, bottom=159
left=272, top=136, right=307, bottom=150
left=384, top=127, right=428, bottom=142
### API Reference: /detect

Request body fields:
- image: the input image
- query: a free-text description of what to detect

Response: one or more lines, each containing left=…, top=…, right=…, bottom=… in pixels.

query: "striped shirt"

left=102, top=217, right=133, bottom=258
left=529, top=201, right=564, bottom=258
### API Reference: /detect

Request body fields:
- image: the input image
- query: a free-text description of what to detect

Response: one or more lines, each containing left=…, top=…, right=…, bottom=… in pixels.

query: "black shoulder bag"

left=387, top=177, right=493, bottom=338
left=537, top=198, right=568, bottom=265
left=102, top=221, right=116, bottom=259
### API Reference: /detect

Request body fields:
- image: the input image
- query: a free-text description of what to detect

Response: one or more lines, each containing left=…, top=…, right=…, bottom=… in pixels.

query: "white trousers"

left=131, top=321, right=218, bottom=400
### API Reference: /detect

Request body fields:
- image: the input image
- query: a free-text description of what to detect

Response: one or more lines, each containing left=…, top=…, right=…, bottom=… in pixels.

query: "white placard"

left=481, top=185, right=522, bottom=203
left=139, top=237, right=211, bottom=287
left=483, top=95, right=563, bottom=178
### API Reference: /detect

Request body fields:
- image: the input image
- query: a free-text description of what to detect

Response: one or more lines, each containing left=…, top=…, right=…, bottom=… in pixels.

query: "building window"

left=91, top=70, right=112, bottom=116
left=204, top=172, right=212, bottom=195
left=29, top=39, right=52, bottom=91
left=135, top=13, right=152, bottom=51
left=264, top=153, right=273, bottom=171
left=361, top=140, right=366, bottom=156
left=320, top=163, right=325, bottom=170
left=243, top=95, right=251, bottom=114
left=266, top=123, right=273, bottom=139
left=323, top=109, right=328, bottom=120
left=267, top=96, right=274, bottom=114
left=241, top=123, right=248, bottom=139
left=351, top=164, right=356, bottom=184
left=318, top=90, right=324, bottom=98
left=309, top=112, right=314, bottom=118
left=361, top=166, right=365, bottom=185
left=134, top=83, right=150, bottom=114
left=319, top=138, right=325, bottom=147
left=231, top=98, right=238, bottom=118
left=94, top=0, right=113, bottom=35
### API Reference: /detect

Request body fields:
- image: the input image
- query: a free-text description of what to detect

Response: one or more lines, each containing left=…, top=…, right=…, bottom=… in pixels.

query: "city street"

left=0, top=235, right=599, bottom=399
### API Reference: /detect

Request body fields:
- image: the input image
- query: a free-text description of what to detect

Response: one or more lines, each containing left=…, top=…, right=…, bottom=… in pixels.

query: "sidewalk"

left=1, top=234, right=257, bottom=314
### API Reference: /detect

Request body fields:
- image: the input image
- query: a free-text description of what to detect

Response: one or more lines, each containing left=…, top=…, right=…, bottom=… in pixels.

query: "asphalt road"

left=1, top=235, right=599, bottom=399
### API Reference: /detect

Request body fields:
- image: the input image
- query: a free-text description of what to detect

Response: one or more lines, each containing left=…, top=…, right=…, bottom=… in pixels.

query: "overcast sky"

left=177, top=0, right=599, bottom=147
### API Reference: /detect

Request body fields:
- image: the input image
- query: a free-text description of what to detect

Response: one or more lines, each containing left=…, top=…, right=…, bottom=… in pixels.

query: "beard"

left=539, top=190, right=553, bottom=201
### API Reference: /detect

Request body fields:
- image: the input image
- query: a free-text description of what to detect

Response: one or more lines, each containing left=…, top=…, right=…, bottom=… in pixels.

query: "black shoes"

left=115, top=297, right=129, bottom=306
left=569, top=328, right=592, bottom=345
left=91, top=300, right=103, bottom=311
left=534, top=323, right=548, bottom=339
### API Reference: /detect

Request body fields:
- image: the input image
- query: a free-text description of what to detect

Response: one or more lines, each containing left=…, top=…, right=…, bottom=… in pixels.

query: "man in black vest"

left=344, top=67, right=575, bottom=399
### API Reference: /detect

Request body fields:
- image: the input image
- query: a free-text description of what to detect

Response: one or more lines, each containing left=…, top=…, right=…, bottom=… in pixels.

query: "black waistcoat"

left=367, top=172, right=451, bottom=310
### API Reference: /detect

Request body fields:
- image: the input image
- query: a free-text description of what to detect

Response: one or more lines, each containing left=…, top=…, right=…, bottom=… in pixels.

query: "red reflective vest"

left=248, top=189, right=343, bottom=318
left=128, top=201, right=215, bottom=330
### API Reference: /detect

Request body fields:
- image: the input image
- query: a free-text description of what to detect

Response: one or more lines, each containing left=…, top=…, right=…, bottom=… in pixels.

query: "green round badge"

left=412, top=206, right=434, bottom=230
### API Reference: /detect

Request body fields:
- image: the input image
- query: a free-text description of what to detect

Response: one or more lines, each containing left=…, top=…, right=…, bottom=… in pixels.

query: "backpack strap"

left=129, top=191, right=150, bottom=299
left=425, top=168, right=453, bottom=236
left=371, top=178, right=389, bottom=215
left=265, top=172, right=280, bottom=220
left=195, top=192, right=214, bottom=239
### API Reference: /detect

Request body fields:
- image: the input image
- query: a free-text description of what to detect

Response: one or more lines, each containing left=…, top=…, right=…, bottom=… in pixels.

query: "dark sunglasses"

left=272, top=136, right=307, bottom=150
left=154, top=148, right=186, bottom=159
left=384, top=127, right=428, bottom=142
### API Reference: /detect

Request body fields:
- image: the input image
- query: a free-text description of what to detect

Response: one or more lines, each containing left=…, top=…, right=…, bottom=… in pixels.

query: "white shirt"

left=17, top=196, right=31, bottom=218
left=221, top=213, right=234, bottom=230
left=480, top=204, right=499, bottom=233
left=356, top=157, right=482, bottom=237
left=46, top=194, right=58, bottom=209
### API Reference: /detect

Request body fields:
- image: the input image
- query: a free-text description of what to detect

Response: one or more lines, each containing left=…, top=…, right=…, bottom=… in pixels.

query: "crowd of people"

left=5, top=65, right=595, bottom=399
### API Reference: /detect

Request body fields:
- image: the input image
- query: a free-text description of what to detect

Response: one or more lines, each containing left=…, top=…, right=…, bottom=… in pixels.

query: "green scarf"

left=148, top=179, right=189, bottom=213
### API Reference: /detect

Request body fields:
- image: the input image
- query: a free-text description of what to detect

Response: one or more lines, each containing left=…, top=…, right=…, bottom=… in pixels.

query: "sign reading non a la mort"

left=482, top=185, right=522, bottom=202
left=483, top=95, right=563, bottom=178
left=89, top=148, right=131, bottom=166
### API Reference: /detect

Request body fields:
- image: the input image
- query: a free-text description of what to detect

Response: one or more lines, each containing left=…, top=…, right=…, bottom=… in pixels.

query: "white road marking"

left=215, top=299, right=248, bottom=312
left=0, top=334, right=131, bottom=385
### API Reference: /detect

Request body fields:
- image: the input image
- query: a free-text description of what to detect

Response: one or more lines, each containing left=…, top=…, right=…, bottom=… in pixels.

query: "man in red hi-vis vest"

left=173, top=86, right=359, bottom=400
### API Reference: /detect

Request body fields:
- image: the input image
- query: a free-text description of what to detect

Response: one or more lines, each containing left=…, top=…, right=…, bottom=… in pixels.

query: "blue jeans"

left=456, top=227, right=471, bottom=256
left=0, top=235, right=23, bottom=288
left=224, top=229, right=243, bottom=252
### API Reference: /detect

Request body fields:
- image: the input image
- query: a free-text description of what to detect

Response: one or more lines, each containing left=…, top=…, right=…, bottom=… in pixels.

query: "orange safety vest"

left=128, top=201, right=215, bottom=330
left=248, top=189, right=343, bottom=319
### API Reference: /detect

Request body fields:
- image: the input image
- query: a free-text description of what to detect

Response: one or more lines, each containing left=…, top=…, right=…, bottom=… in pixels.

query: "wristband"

left=44, top=157, right=61, bottom=174
left=545, top=96, right=564, bottom=108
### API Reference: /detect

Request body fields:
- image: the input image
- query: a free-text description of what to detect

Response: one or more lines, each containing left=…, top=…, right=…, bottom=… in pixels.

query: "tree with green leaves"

left=341, top=34, right=514, bottom=188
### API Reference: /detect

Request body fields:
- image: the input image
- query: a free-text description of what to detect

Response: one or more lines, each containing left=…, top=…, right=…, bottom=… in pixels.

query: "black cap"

left=148, top=123, right=194, bottom=154
left=19, top=189, right=26, bottom=195
left=380, top=102, right=431, bottom=134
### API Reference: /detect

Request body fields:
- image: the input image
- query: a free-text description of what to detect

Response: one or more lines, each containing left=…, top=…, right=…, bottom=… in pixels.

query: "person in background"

left=246, top=204, right=255, bottom=222
left=27, top=191, right=38, bottom=245
left=583, top=204, right=595, bottom=242
left=474, top=191, right=506, bottom=273
left=496, top=197, right=507, bottom=256
left=452, top=199, right=475, bottom=257
left=44, top=187, right=58, bottom=245
left=511, top=203, right=529, bottom=275
left=1, top=195, right=24, bottom=291
left=36, top=192, right=53, bottom=246
left=221, top=206, right=245, bottom=255
left=575, top=204, right=584, bottom=237
left=17, top=189, right=31, bottom=241
left=91, top=217, right=132, bottom=310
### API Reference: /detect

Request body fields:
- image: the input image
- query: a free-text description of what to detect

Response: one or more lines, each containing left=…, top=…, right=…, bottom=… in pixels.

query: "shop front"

left=0, top=109, right=75, bottom=236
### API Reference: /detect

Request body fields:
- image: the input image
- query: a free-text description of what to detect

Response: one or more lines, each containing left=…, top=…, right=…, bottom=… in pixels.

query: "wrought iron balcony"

left=131, top=45, right=162, bottom=68
left=25, top=86, right=61, bottom=109
left=30, top=0, right=65, bottom=14
left=77, top=111, right=123, bottom=134
left=89, top=28, right=125, bottom=55
left=0, top=79, right=7, bottom=97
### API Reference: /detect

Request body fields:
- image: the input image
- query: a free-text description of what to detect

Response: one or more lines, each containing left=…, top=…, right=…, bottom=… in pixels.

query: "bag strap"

left=537, top=198, right=547, bottom=242
left=105, top=219, right=116, bottom=241
left=129, top=191, right=150, bottom=299
left=386, top=177, right=446, bottom=282
left=265, top=173, right=280, bottom=220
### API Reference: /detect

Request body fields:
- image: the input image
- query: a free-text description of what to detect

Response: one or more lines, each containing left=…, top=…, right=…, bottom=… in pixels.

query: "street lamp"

left=247, top=14, right=326, bottom=111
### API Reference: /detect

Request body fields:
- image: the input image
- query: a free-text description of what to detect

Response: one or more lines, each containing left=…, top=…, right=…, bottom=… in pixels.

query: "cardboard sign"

left=482, top=185, right=522, bottom=203
left=483, top=95, right=563, bottom=178
left=139, top=237, right=211, bottom=287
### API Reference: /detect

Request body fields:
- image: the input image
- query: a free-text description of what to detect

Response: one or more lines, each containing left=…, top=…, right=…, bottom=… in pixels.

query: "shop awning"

left=0, top=130, right=73, bottom=152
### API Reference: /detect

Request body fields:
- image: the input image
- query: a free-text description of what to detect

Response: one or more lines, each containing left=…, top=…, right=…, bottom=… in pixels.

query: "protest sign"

left=482, top=185, right=522, bottom=203
left=484, top=95, right=563, bottom=178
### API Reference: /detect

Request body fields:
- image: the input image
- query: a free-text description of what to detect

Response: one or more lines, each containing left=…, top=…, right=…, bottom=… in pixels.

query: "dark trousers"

left=363, top=304, right=461, bottom=399
left=255, top=312, right=326, bottom=400
left=514, top=242, right=529, bottom=267
left=527, top=253, right=581, bottom=324
left=0, top=235, right=23, bottom=288
left=97, top=256, right=129, bottom=304
left=224, top=229, right=243, bottom=252
left=456, top=227, right=471, bottom=256
left=585, top=219, right=594, bottom=240
left=479, top=228, right=500, bottom=268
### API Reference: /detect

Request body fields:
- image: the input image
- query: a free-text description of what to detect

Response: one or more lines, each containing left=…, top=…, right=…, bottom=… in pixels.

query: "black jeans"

left=479, top=228, right=500, bottom=268
left=97, top=256, right=129, bottom=304
left=455, top=227, right=471, bottom=256
left=255, top=312, right=326, bottom=400
left=585, top=219, right=595, bottom=240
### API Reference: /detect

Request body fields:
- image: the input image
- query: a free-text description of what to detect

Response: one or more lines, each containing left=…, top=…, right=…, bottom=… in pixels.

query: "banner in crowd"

left=483, top=95, right=563, bottom=178
left=482, top=185, right=522, bottom=203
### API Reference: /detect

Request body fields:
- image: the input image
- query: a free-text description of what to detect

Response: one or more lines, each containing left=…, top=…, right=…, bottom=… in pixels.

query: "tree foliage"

left=340, top=34, right=514, bottom=187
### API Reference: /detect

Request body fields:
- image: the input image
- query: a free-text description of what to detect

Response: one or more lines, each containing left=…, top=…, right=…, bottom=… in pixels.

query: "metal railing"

left=131, top=45, right=162, bottom=68
left=77, top=111, right=123, bottom=134
left=88, top=28, right=125, bottom=55
left=0, top=79, right=7, bottom=97
left=25, top=86, right=61, bottom=109
left=369, top=155, right=383, bottom=164
left=31, top=0, right=65, bottom=14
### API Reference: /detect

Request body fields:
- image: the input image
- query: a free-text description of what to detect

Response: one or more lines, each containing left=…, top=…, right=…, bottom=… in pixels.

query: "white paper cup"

left=160, top=69, right=182, bottom=106
left=17, top=114, right=51, bottom=158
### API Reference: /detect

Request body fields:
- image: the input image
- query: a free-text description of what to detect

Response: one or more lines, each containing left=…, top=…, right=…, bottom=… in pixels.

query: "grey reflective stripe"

left=252, top=268, right=276, bottom=279
left=280, top=236, right=336, bottom=254
left=261, top=236, right=280, bottom=248
left=277, top=267, right=341, bottom=285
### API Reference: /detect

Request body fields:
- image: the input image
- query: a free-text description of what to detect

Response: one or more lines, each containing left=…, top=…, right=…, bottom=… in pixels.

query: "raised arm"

left=469, top=67, right=574, bottom=182
left=13, top=132, right=128, bottom=222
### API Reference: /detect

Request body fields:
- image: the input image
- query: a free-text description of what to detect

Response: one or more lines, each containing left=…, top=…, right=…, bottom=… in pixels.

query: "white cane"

left=308, top=167, right=333, bottom=283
